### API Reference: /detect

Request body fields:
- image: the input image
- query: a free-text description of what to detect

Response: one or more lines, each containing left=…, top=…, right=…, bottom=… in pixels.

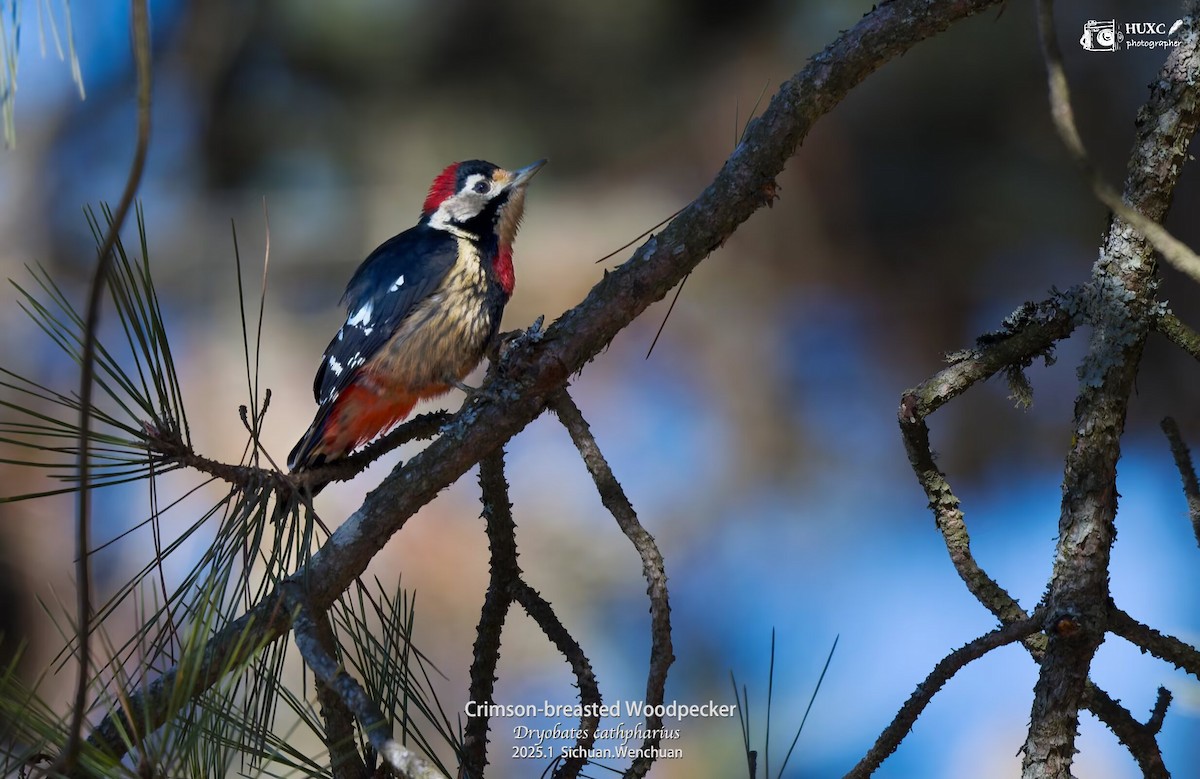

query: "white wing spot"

left=362, top=327, right=374, bottom=336
left=348, top=301, right=373, bottom=327
left=389, top=274, right=405, bottom=292
left=348, top=352, right=366, bottom=369
left=328, top=356, right=343, bottom=376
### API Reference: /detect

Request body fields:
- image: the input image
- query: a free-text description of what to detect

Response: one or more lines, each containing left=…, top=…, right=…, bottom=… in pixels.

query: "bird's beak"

left=507, top=159, right=547, bottom=189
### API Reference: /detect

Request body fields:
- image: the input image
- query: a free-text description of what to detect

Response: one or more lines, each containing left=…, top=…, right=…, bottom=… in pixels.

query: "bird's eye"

left=473, top=180, right=491, bottom=194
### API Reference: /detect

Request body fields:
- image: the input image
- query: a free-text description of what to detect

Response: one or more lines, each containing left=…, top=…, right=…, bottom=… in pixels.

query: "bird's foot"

left=446, top=375, right=503, bottom=405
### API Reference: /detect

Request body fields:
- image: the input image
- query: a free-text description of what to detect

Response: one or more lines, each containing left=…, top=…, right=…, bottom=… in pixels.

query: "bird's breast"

left=364, top=239, right=506, bottom=395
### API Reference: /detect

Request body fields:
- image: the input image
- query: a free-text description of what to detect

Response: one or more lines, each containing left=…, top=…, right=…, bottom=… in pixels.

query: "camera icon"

left=1080, top=20, right=1120, bottom=51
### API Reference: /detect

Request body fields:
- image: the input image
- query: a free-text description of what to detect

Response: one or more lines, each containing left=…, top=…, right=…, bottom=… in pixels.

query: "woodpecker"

left=288, top=158, right=546, bottom=473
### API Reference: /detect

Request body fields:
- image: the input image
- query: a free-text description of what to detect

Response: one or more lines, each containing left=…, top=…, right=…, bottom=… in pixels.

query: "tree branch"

left=467, top=448, right=602, bottom=779
left=1023, top=3, right=1200, bottom=776
left=461, top=450, right=519, bottom=778
left=547, top=390, right=671, bottom=779
left=844, top=614, right=1045, bottom=779
left=508, top=579, right=601, bottom=779
left=1108, top=604, right=1200, bottom=679
left=895, top=309, right=1177, bottom=773
left=902, top=294, right=1078, bottom=419
left=147, top=410, right=452, bottom=495
left=899, top=391, right=1036, bottom=627
left=1155, top=312, right=1200, bottom=363
left=1081, top=684, right=1169, bottom=779
left=284, top=583, right=445, bottom=779
left=1159, top=416, right=1200, bottom=548
left=311, top=609, right=369, bottom=779
left=82, top=0, right=1008, bottom=762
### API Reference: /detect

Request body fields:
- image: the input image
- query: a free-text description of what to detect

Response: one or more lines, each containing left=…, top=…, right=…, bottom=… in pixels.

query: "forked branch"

left=548, top=389, right=673, bottom=779
left=465, top=449, right=601, bottom=779
left=284, top=582, right=446, bottom=779
left=1023, top=2, right=1200, bottom=774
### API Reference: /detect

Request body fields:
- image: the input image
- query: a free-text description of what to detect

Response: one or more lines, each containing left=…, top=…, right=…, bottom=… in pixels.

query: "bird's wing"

left=311, top=225, right=458, bottom=406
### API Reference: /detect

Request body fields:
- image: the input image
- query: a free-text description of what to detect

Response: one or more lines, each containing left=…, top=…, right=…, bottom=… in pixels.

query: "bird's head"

left=421, top=159, right=546, bottom=247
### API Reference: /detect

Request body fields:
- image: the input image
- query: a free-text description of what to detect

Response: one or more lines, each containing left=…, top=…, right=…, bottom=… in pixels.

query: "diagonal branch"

left=1082, top=684, right=1169, bottom=779
left=82, top=0, right=1008, bottom=763
left=548, top=390, right=671, bottom=779
left=900, top=394, right=1036, bottom=627
left=509, top=579, right=601, bottom=779
left=1159, top=416, right=1200, bottom=548
left=902, top=294, right=1078, bottom=420
left=310, top=608, right=369, bottom=779
left=1155, top=312, right=1200, bottom=363
left=844, top=614, right=1045, bottom=779
left=283, top=582, right=445, bottom=779
left=1108, top=604, right=1200, bottom=679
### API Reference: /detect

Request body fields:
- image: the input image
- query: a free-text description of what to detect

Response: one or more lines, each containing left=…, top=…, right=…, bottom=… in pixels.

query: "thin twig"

left=645, top=273, right=688, bottom=359
left=592, top=208, right=684, bottom=265
left=1081, top=684, right=1169, bottom=779
left=1155, top=312, right=1200, bottom=362
left=898, top=399, right=1031, bottom=626
left=1160, top=416, right=1200, bottom=548
left=843, top=614, right=1045, bottom=779
left=1039, top=3, right=1200, bottom=284
left=509, top=578, right=602, bottom=779
left=63, top=0, right=152, bottom=771
left=145, top=410, right=451, bottom=494
left=548, top=390, right=672, bottom=779
left=902, top=294, right=1077, bottom=420
left=283, top=582, right=446, bottom=779
left=1146, top=687, right=1172, bottom=734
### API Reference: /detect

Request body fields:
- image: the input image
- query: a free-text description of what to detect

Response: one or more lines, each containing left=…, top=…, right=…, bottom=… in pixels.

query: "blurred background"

left=2, top=0, right=1200, bottom=776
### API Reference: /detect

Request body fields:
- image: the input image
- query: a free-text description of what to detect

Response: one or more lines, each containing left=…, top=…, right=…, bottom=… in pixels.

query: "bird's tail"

left=281, top=410, right=336, bottom=509
left=288, top=406, right=335, bottom=473
left=288, top=384, right=418, bottom=473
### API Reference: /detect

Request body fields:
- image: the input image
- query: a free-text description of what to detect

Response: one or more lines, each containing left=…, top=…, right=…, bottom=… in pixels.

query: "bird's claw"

left=446, top=375, right=502, bottom=405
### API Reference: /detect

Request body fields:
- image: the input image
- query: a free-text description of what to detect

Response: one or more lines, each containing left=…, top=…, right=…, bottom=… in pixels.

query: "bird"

left=287, top=158, right=546, bottom=475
